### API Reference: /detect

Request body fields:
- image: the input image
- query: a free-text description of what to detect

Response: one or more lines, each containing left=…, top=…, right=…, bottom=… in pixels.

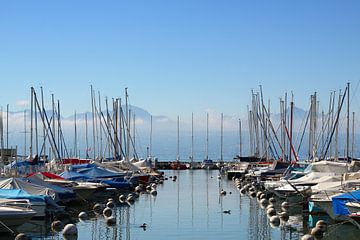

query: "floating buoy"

left=51, top=220, right=64, bottom=232
left=135, top=186, right=142, bottom=192
left=107, top=201, right=115, bottom=208
left=127, top=194, right=135, bottom=202
left=62, top=223, right=78, bottom=236
left=260, top=198, right=268, bottom=205
left=103, top=207, right=112, bottom=217
left=269, top=197, right=276, bottom=204
left=220, top=189, right=227, bottom=195
left=316, top=220, right=328, bottom=232
left=93, top=203, right=103, bottom=213
left=269, top=215, right=280, bottom=226
left=15, top=233, right=28, bottom=240
left=256, top=191, right=263, bottom=199
left=119, top=194, right=126, bottom=203
left=266, top=208, right=276, bottom=217
left=217, top=175, right=221, bottom=180
left=301, top=234, right=314, bottom=240
left=311, top=226, right=324, bottom=239
left=150, top=189, right=158, bottom=195
left=279, top=211, right=289, bottom=221
left=266, top=204, right=275, bottom=210
left=105, top=216, right=116, bottom=225
left=281, top=202, right=290, bottom=210
left=78, top=211, right=88, bottom=220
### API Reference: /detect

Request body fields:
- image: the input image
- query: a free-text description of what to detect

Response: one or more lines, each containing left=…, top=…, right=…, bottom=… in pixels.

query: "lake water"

left=4, top=170, right=360, bottom=240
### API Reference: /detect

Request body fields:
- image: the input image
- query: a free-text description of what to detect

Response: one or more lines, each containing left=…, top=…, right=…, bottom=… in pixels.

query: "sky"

left=1, top=0, right=360, bottom=122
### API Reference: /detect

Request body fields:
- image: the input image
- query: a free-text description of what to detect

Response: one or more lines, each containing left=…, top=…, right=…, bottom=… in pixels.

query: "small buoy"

left=62, top=223, right=78, bottom=236
left=266, top=208, right=276, bottom=217
left=269, top=197, right=276, bottom=204
left=93, top=203, right=103, bottom=213
left=217, top=175, right=221, bottom=179
left=119, top=194, right=126, bottom=203
left=78, top=211, right=88, bottom=220
left=281, top=201, right=290, bottom=210
left=266, top=204, right=275, bottom=210
left=51, top=220, right=64, bottom=232
left=15, top=233, right=28, bottom=240
left=301, top=234, right=314, bottom=240
left=103, top=207, right=112, bottom=217
left=223, top=210, right=231, bottom=214
left=260, top=198, right=268, bottom=205
left=229, top=191, right=232, bottom=194
left=256, top=191, right=263, bottom=199
left=269, top=215, right=280, bottom=226
left=311, top=227, right=324, bottom=238
left=316, top=220, right=328, bottom=232
left=127, top=194, right=135, bottom=202
left=150, top=189, right=158, bottom=196
left=135, top=186, right=142, bottom=192
left=107, top=201, right=115, bottom=208
left=279, top=211, right=289, bottom=221
left=220, top=190, right=227, bottom=195
left=105, top=216, right=116, bottom=225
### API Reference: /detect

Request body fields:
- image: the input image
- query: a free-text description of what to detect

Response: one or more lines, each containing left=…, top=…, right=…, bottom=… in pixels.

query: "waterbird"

left=223, top=210, right=231, bottom=214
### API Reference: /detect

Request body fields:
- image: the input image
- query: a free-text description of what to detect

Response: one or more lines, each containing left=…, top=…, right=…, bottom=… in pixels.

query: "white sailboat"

left=202, top=113, right=216, bottom=169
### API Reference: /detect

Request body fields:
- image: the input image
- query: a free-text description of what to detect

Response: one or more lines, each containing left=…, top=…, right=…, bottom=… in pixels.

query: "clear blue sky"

left=1, top=1, right=360, bottom=120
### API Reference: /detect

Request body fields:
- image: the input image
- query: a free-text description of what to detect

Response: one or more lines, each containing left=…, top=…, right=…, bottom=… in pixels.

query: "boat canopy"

left=59, top=170, right=90, bottom=181
left=332, top=189, right=360, bottom=215
left=0, top=189, right=46, bottom=203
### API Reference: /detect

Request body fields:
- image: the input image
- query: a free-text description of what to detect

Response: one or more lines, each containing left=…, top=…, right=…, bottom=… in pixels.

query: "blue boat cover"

left=60, top=170, right=90, bottom=180
left=0, top=189, right=46, bottom=203
left=79, top=167, right=123, bottom=179
left=332, top=189, right=360, bottom=215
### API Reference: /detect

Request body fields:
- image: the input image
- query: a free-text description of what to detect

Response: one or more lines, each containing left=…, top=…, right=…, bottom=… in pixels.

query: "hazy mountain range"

left=0, top=105, right=356, bottom=160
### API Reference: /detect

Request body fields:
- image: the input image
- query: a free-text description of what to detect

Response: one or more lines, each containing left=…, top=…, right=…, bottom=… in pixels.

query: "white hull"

left=0, top=206, right=36, bottom=232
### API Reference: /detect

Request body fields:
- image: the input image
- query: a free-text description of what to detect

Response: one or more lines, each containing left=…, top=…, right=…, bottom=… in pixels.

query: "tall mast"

left=85, top=113, right=89, bottom=159
left=220, top=112, right=224, bottom=162
left=176, top=115, right=180, bottom=161
left=24, top=110, right=27, bottom=157
left=133, top=113, right=136, bottom=157
left=6, top=104, right=8, bottom=148
left=91, top=85, right=96, bottom=159
left=346, top=82, right=350, bottom=161
left=149, top=115, right=153, bottom=158
left=352, top=111, right=355, bottom=159
left=74, top=111, right=77, bottom=157
left=125, top=88, right=130, bottom=162
left=289, top=94, right=294, bottom=162
left=191, top=112, right=194, bottom=164
left=205, top=112, right=209, bottom=160
left=40, top=87, right=46, bottom=159
left=239, top=118, right=242, bottom=157
left=30, top=87, right=34, bottom=161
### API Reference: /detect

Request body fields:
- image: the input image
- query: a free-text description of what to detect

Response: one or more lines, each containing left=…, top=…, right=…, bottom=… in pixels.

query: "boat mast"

left=346, top=82, right=350, bottom=161
left=220, top=113, right=223, bottom=162
left=239, top=118, right=242, bottom=158
left=352, top=111, right=355, bottom=159
left=176, top=115, right=180, bottom=161
left=149, top=115, right=152, bottom=158
left=85, top=113, right=89, bottom=159
left=191, top=112, right=194, bottom=165
left=205, top=112, right=209, bottom=160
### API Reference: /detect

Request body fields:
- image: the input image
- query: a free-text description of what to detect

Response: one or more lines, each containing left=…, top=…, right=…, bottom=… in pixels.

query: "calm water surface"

left=5, top=170, right=360, bottom=240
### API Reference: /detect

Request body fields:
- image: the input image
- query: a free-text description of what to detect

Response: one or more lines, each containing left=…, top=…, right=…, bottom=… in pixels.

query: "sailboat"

left=170, top=116, right=187, bottom=170
left=201, top=113, right=216, bottom=169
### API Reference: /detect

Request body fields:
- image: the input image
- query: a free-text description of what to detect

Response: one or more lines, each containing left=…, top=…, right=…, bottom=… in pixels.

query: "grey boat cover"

left=0, top=177, right=57, bottom=201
